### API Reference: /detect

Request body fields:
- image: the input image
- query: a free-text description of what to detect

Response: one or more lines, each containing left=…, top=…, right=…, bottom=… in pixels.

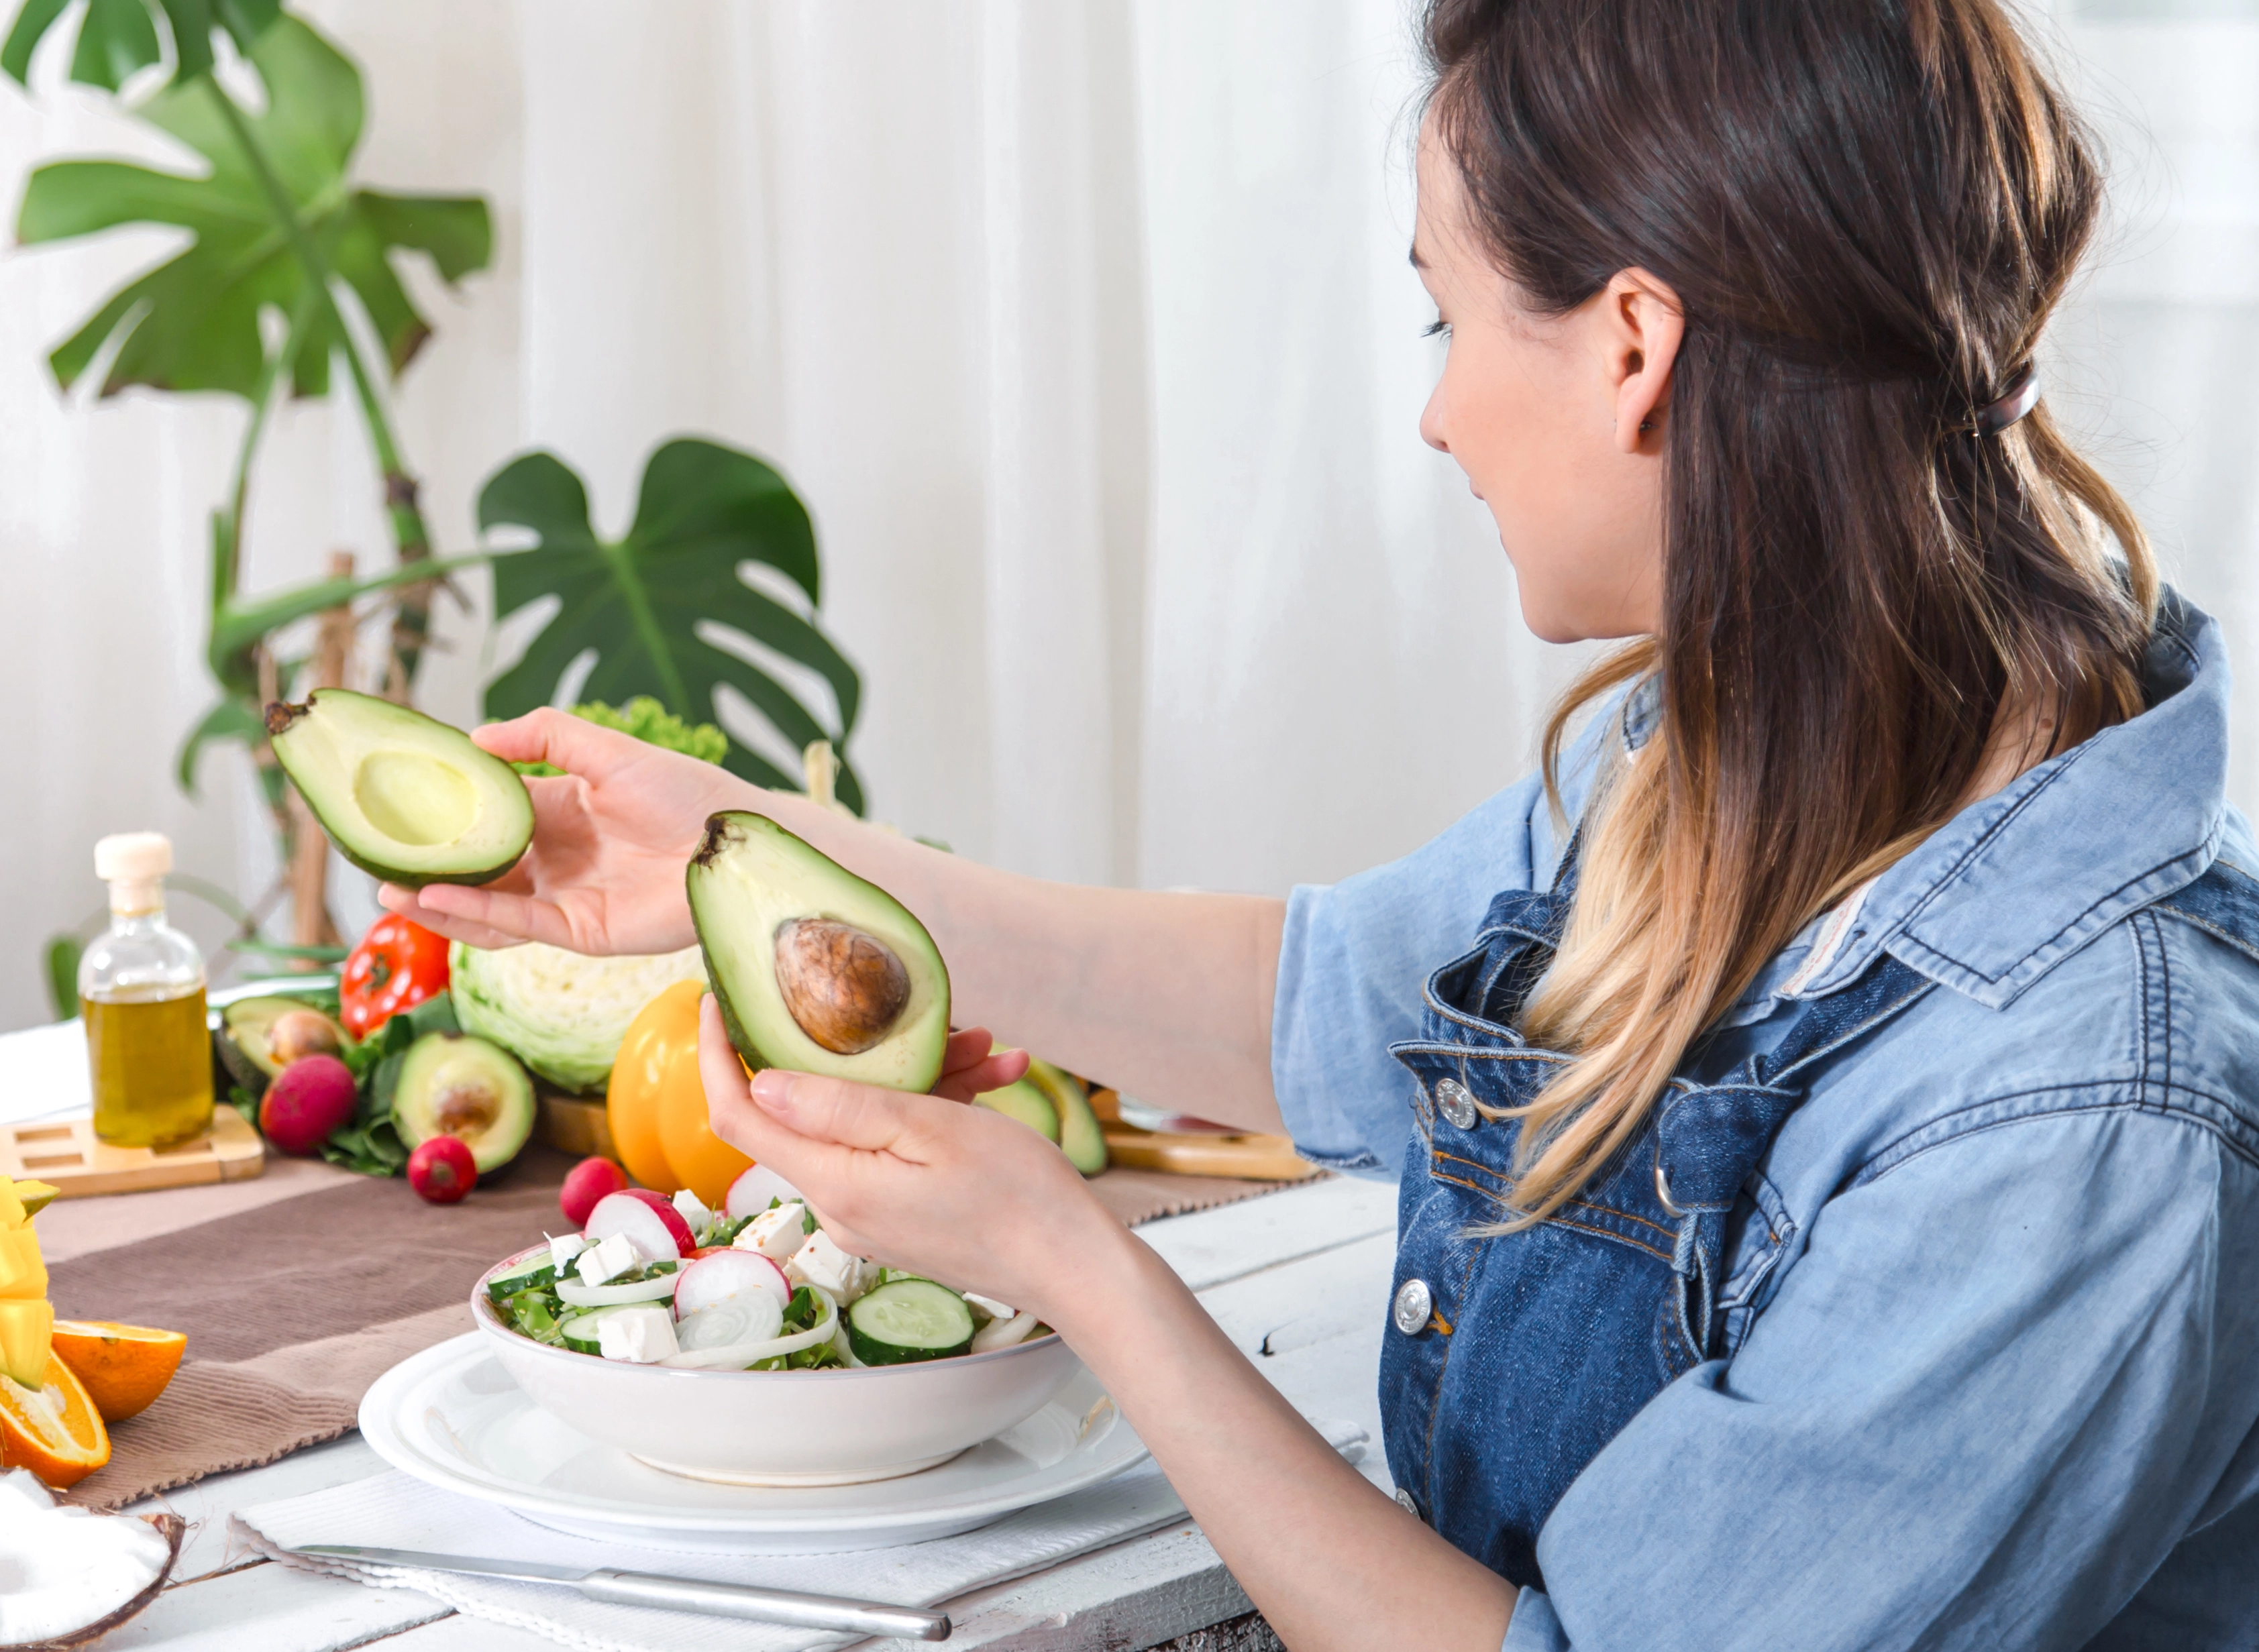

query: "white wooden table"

left=103, top=1176, right=1401, bottom=1652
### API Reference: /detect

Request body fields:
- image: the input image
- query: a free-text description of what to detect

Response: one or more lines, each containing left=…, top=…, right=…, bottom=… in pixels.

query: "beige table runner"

left=41, top=1145, right=1300, bottom=1508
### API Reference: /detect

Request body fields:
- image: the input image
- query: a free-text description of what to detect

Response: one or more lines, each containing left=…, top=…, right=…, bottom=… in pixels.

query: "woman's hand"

left=375, top=708, right=753, bottom=955
left=696, top=997, right=1110, bottom=1316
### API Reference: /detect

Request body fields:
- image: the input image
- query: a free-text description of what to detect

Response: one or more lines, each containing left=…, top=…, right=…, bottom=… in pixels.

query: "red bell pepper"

left=339, top=914, right=451, bottom=1039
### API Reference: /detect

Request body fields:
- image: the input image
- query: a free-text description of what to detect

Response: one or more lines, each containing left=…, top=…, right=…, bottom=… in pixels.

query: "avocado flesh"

left=977, top=1075, right=1059, bottom=1141
left=392, top=1031, right=535, bottom=1172
left=266, top=688, right=534, bottom=887
left=687, top=812, right=950, bottom=1092
left=217, top=997, right=348, bottom=1095
left=1026, top=1057, right=1106, bottom=1175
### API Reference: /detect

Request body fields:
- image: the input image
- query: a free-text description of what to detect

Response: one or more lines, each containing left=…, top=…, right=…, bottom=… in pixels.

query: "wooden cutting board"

left=0, top=1108, right=264, bottom=1199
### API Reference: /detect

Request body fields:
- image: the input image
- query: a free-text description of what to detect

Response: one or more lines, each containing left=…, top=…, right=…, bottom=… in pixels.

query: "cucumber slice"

left=558, top=1303, right=641, bottom=1354
left=488, top=1256, right=558, bottom=1302
left=846, top=1279, right=976, bottom=1365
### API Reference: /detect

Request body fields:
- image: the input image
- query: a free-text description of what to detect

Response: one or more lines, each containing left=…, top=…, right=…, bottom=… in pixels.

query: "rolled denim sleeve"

left=1271, top=696, right=1623, bottom=1176
left=1504, top=1110, right=2259, bottom=1651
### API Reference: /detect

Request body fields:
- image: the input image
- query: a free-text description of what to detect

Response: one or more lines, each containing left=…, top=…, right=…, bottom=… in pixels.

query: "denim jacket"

left=1273, top=592, right=2259, bottom=1651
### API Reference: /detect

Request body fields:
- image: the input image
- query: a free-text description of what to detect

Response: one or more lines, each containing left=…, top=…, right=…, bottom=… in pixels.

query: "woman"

left=389, top=1, right=2259, bottom=1646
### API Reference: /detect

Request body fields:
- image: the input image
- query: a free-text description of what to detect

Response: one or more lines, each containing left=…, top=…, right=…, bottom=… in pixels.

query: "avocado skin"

left=686, top=811, right=951, bottom=1092
left=390, top=1031, right=535, bottom=1173
left=328, top=836, right=527, bottom=891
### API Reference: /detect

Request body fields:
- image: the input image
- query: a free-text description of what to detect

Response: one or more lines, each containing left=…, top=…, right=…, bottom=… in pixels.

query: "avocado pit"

left=774, top=918, right=911, bottom=1055
left=268, top=1009, right=343, bottom=1066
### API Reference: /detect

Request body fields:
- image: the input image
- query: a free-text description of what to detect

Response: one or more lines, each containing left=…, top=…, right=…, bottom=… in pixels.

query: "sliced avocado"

left=392, top=1031, right=535, bottom=1173
left=687, top=812, right=950, bottom=1092
left=976, top=1075, right=1059, bottom=1142
left=1026, top=1057, right=1106, bottom=1175
left=215, top=996, right=347, bottom=1096
left=266, top=689, right=533, bottom=887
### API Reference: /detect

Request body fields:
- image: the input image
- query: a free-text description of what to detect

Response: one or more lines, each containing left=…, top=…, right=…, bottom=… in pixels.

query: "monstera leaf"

left=480, top=439, right=867, bottom=811
left=2, top=0, right=278, bottom=93
left=13, top=14, right=489, bottom=400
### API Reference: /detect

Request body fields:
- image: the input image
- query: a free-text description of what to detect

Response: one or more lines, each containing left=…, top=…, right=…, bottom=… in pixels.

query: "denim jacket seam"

left=1889, top=831, right=2218, bottom=991
left=2153, top=901, right=2259, bottom=973
left=1848, top=1083, right=2259, bottom=1187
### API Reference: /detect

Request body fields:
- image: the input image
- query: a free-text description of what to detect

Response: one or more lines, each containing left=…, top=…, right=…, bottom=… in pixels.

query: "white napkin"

left=233, top=1419, right=1369, bottom=1652
left=0, top=1021, right=92, bottom=1130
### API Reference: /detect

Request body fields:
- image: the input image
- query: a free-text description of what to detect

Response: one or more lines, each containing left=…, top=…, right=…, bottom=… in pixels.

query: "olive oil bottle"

left=79, top=833, right=213, bottom=1148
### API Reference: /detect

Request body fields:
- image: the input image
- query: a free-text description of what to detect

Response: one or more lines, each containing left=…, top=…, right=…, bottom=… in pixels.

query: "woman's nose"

left=1419, top=385, right=1450, bottom=454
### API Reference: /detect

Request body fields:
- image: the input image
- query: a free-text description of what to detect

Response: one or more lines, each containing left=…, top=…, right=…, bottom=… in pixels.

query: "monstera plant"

left=6, top=6, right=863, bottom=961
left=7, top=0, right=864, bottom=1001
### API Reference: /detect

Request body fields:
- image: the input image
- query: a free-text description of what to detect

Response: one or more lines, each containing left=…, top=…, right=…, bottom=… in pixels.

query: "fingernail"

left=751, top=1070, right=796, bottom=1111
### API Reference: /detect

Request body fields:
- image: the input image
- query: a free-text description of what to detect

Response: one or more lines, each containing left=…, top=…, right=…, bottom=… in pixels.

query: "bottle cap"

left=96, top=832, right=172, bottom=915
left=95, top=832, right=173, bottom=883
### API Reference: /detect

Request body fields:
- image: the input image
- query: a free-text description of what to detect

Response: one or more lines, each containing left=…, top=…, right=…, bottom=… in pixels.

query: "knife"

left=290, top=1545, right=951, bottom=1641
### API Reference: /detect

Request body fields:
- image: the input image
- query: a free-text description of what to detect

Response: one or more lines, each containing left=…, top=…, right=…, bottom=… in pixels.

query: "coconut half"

left=0, top=1468, right=184, bottom=1649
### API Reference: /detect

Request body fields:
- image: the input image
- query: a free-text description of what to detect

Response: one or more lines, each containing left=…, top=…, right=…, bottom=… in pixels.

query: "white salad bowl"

left=471, top=1245, right=1086, bottom=1486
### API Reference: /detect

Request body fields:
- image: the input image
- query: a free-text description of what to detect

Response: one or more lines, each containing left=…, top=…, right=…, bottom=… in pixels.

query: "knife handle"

left=579, top=1568, right=951, bottom=1641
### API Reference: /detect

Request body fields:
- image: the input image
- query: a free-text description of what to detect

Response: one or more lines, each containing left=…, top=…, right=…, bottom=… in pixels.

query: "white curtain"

left=0, top=0, right=2251, bottom=1034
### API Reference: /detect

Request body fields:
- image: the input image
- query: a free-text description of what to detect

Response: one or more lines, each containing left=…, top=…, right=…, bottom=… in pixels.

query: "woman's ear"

left=1600, top=268, right=1684, bottom=453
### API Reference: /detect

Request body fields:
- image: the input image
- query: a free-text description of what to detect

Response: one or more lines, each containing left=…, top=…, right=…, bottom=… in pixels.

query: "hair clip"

left=1971, top=364, right=2040, bottom=436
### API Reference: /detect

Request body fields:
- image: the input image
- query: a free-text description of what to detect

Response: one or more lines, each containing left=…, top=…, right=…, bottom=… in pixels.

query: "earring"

left=1638, top=419, right=1653, bottom=433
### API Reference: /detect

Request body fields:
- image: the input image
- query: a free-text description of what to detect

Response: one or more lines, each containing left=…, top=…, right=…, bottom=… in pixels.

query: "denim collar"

left=1784, top=588, right=2228, bottom=1008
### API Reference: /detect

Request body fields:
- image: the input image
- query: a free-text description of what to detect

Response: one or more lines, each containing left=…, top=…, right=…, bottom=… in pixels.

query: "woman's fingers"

left=374, top=883, right=527, bottom=950
left=396, top=881, right=584, bottom=950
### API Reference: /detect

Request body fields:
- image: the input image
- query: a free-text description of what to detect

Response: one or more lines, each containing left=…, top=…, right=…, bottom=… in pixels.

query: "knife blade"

left=291, top=1545, right=951, bottom=1641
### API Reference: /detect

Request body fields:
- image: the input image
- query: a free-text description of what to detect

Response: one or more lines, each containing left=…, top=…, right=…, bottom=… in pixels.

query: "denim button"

left=1434, top=1078, right=1477, bottom=1131
left=1395, top=1487, right=1422, bottom=1521
left=1392, top=1277, right=1433, bottom=1335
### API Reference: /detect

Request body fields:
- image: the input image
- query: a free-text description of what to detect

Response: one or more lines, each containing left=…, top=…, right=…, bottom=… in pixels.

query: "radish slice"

left=724, top=1164, right=804, bottom=1220
left=971, top=1310, right=1041, bottom=1354
left=584, top=1192, right=689, bottom=1263
left=660, top=1289, right=837, bottom=1369
left=674, top=1248, right=790, bottom=1317
left=621, top=1189, right=697, bottom=1254
left=676, top=1293, right=784, bottom=1352
left=556, top=1273, right=680, bottom=1309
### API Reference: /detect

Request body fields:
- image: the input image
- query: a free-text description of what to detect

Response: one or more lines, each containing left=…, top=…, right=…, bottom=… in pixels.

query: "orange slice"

left=0, top=1354, right=110, bottom=1488
left=50, top=1321, right=187, bottom=1423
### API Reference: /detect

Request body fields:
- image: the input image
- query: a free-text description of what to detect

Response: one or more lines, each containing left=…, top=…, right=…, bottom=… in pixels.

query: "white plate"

left=359, top=1333, right=1151, bottom=1553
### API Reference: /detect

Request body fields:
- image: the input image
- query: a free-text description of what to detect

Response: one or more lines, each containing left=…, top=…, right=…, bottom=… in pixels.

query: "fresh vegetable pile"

left=214, top=916, right=535, bottom=1193
left=488, top=1161, right=1045, bottom=1371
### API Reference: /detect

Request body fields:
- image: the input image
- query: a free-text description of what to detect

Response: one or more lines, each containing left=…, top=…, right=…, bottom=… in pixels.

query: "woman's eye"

left=1422, top=319, right=1451, bottom=339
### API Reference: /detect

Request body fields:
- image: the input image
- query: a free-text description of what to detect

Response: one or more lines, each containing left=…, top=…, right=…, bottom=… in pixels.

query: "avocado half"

left=266, top=689, right=533, bottom=887
left=688, top=812, right=951, bottom=1092
left=215, top=997, right=348, bottom=1097
left=1026, top=1057, right=1108, bottom=1176
left=391, top=1031, right=535, bottom=1173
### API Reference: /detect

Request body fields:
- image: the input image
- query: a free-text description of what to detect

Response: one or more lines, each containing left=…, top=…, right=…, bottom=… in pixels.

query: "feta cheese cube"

left=964, top=1292, right=1015, bottom=1321
left=595, top=1306, right=679, bottom=1364
left=671, top=1188, right=713, bottom=1238
left=734, top=1201, right=810, bottom=1266
left=547, top=1232, right=588, bottom=1270
left=786, top=1227, right=866, bottom=1303
left=575, top=1231, right=638, bottom=1287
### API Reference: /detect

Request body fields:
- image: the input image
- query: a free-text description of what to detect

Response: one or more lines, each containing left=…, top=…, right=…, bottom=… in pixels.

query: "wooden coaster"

left=1100, top=1127, right=1320, bottom=1182
left=0, top=1109, right=266, bottom=1199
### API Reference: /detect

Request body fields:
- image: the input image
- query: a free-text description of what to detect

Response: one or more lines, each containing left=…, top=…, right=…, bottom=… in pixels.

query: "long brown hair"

left=1421, top=0, right=2156, bottom=1225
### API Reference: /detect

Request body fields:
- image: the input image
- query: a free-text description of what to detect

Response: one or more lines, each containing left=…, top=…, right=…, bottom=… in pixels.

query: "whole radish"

left=408, top=1136, right=478, bottom=1204
left=259, top=1055, right=358, bottom=1156
left=559, top=1156, right=628, bottom=1227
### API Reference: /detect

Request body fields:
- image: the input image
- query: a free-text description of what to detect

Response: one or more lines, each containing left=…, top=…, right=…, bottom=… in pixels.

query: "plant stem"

left=201, top=76, right=441, bottom=686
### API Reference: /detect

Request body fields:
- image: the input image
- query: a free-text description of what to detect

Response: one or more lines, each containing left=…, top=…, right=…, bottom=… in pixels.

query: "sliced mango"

left=0, top=1299, right=55, bottom=1390
left=15, top=1181, right=58, bottom=1219
left=0, top=1181, right=21, bottom=1232
left=0, top=1229, right=46, bottom=1300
